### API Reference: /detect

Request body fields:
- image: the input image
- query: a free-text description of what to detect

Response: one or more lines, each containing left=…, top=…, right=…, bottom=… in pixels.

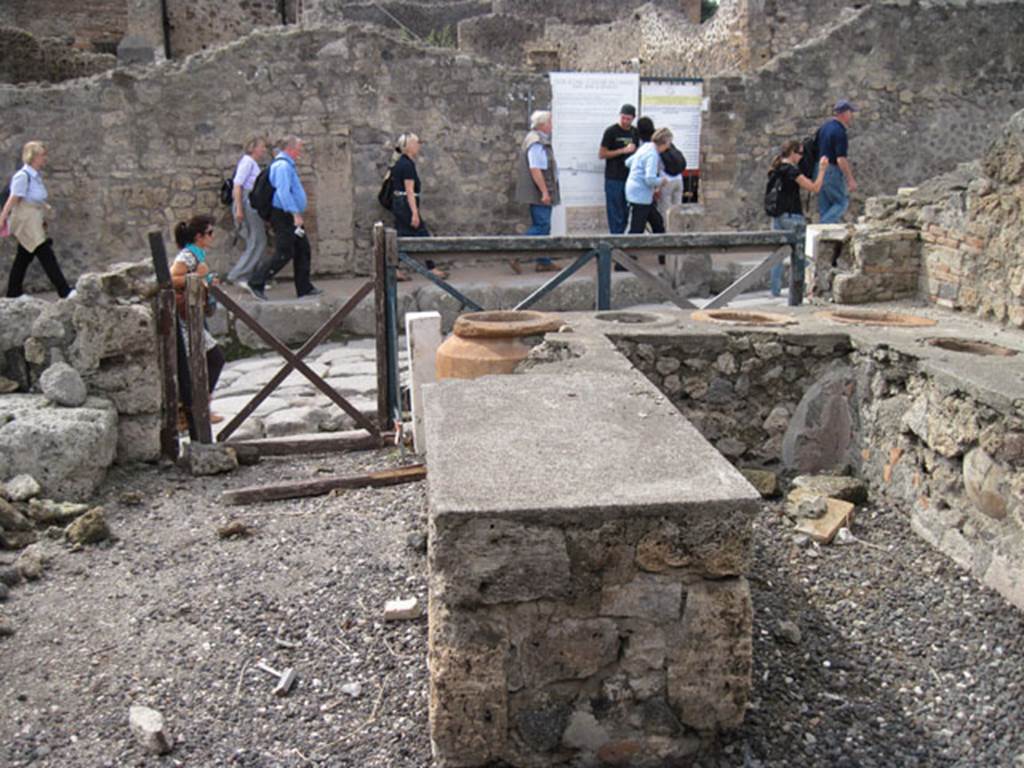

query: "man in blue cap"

left=816, top=99, right=859, bottom=223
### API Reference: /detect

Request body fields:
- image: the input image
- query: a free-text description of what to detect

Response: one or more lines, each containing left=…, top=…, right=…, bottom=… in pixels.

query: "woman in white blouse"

left=226, top=136, right=268, bottom=285
left=0, top=141, right=72, bottom=298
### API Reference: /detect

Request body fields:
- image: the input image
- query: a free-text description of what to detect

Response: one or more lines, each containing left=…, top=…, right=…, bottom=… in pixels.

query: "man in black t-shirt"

left=599, top=104, right=638, bottom=234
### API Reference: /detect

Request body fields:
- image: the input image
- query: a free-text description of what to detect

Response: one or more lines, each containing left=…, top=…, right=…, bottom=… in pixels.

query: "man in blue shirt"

left=246, top=135, right=320, bottom=301
left=816, top=99, right=859, bottom=224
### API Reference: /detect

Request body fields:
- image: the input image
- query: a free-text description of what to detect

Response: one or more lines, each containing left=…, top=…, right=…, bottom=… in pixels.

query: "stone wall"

left=423, top=361, right=758, bottom=765
left=809, top=108, right=1024, bottom=319
left=594, top=307, right=1024, bottom=610
left=614, top=330, right=853, bottom=466
left=0, top=28, right=116, bottom=85
left=0, top=261, right=162, bottom=494
left=0, top=24, right=546, bottom=288
left=304, top=0, right=489, bottom=39
left=165, top=0, right=286, bottom=57
left=697, top=0, right=1024, bottom=229
left=0, top=0, right=127, bottom=53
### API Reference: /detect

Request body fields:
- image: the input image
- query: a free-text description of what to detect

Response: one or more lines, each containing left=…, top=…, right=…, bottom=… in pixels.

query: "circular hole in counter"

left=924, top=337, right=1018, bottom=357
left=691, top=309, right=797, bottom=326
left=816, top=309, right=937, bottom=327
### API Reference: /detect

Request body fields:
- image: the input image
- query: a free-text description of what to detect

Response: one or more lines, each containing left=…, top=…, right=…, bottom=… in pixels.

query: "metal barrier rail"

left=372, top=223, right=797, bottom=429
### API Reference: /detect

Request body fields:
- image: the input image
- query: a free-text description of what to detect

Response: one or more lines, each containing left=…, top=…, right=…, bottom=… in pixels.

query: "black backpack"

left=377, top=165, right=394, bottom=210
left=219, top=177, right=234, bottom=206
left=662, top=143, right=687, bottom=176
left=249, top=159, right=282, bottom=221
left=798, top=130, right=820, bottom=179
left=764, top=168, right=785, bottom=217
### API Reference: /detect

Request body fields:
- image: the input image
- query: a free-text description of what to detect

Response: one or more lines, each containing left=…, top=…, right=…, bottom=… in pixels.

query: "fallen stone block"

left=0, top=498, right=32, bottom=531
left=0, top=377, right=18, bottom=394
left=40, top=362, right=88, bottom=407
left=6, top=474, right=41, bottom=502
left=66, top=507, right=111, bottom=545
left=183, top=443, right=238, bottom=476
left=128, top=705, right=174, bottom=755
left=15, top=543, right=46, bottom=580
left=740, top=468, right=779, bottom=498
left=0, top=396, right=118, bottom=500
left=794, top=498, right=855, bottom=544
left=791, top=474, right=868, bottom=504
left=384, top=597, right=422, bottom=621
left=27, top=499, right=90, bottom=525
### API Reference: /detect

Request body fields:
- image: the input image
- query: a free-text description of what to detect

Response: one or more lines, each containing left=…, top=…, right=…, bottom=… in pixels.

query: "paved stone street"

left=210, top=338, right=406, bottom=440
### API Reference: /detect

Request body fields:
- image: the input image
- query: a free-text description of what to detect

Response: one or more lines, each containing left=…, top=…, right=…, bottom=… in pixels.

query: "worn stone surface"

left=27, top=499, right=90, bottom=525
left=424, top=356, right=758, bottom=765
left=0, top=498, right=32, bottom=531
left=0, top=396, right=118, bottom=500
left=782, top=366, right=859, bottom=474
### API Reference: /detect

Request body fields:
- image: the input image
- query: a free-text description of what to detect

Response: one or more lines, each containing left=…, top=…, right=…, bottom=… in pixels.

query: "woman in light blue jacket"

left=624, top=127, right=673, bottom=234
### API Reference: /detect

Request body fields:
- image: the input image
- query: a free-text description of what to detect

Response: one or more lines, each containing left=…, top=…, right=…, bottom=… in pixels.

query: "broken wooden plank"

left=222, top=430, right=390, bottom=457
left=221, top=464, right=426, bottom=505
left=793, top=498, right=855, bottom=544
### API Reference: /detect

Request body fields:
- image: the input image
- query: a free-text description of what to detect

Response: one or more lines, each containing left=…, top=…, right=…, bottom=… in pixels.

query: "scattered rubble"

left=39, top=362, right=87, bottom=407
left=383, top=597, right=422, bottom=621
left=791, top=474, right=868, bottom=505
left=27, top=499, right=90, bottom=525
left=65, top=507, right=111, bottom=545
left=128, top=705, right=174, bottom=755
left=15, top=544, right=46, bottom=580
left=741, top=468, right=779, bottom=498
left=6, top=475, right=41, bottom=502
left=216, top=520, right=252, bottom=539
left=183, top=443, right=239, bottom=476
left=793, top=498, right=855, bottom=545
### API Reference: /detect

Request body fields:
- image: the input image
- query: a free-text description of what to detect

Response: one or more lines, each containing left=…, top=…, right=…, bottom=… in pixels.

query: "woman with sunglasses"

left=767, top=139, right=829, bottom=305
left=171, top=215, right=225, bottom=431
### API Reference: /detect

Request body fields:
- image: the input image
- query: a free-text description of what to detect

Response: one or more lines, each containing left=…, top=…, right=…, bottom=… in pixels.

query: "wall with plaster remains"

left=0, top=24, right=545, bottom=290
left=0, top=28, right=116, bottom=85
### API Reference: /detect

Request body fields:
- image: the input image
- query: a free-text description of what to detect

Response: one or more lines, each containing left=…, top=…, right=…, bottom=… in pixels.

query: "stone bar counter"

left=422, top=353, right=760, bottom=767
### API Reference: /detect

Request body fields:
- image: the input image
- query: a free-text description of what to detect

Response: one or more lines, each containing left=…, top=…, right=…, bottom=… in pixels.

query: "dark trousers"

left=6, top=239, right=71, bottom=298
left=393, top=199, right=441, bottom=271
left=249, top=208, right=313, bottom=296
left=626, top=203, right=664, bottom=234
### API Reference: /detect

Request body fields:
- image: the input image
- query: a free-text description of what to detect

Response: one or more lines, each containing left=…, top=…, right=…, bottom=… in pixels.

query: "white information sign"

left=639, top=79, right=703, bottom=171
left=550, top=72, right=639, bottom=234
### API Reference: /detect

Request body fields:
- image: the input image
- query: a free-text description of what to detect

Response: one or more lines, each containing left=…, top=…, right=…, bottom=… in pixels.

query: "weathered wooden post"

left=185, top=273, right=212, bottom=444
left=148, top=231, right=179, bottom=460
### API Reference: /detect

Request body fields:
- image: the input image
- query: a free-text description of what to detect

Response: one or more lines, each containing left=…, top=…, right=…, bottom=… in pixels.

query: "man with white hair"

left=513, top=110, right=560, bottom=272
left=246, top=134, right=321, bottom=300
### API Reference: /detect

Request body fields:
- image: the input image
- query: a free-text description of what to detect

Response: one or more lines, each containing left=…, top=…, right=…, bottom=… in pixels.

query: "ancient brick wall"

left=0, top=24, right=545, bottom=287
left=832, top=108, right=1024, bottom=323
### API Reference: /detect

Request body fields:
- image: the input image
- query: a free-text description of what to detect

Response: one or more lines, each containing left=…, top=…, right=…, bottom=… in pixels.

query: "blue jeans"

left=605, top=179, right=628, bottom=234
left=818, top=164, right=848, bottom=224
left=771, top=212, right=807, bottom=306
left=527, top=204, right=553, bottom=265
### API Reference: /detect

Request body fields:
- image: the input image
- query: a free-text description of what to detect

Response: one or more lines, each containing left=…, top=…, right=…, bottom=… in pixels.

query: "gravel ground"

left=2, top=457, right=1024, bottom=767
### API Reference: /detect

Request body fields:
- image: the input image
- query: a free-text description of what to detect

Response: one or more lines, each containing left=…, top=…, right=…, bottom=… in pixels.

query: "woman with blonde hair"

left=0, top=141, right=72, bottom=298
left=766, top=138, right=829, bottom=305
left=388, top=133, right=446, bottom=279
left=226, top=135, right=268, bottom=285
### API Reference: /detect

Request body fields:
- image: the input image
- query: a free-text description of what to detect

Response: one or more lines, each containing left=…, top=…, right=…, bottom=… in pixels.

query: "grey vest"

left=514, top=131, right=560, bottom=206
